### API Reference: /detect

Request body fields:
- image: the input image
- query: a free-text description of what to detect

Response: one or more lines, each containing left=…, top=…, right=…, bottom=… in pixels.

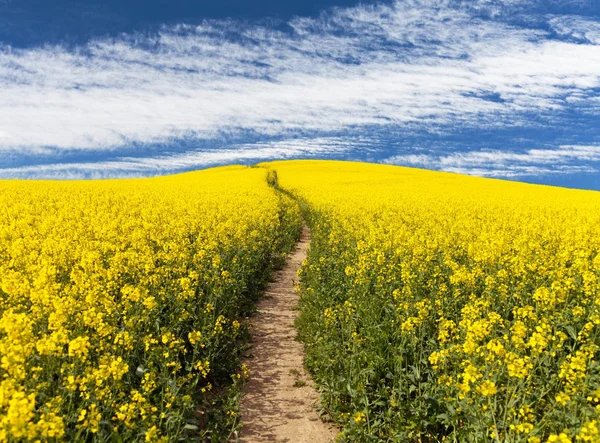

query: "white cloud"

left=0, top=137, right=354, bottom=179
left=383, top=145, right=600, bottom=177
left=0, top=0, right=599, bottom=158
left=549, top=15, right=600, bottom=44
left=443, top=165, right=597, bottom=178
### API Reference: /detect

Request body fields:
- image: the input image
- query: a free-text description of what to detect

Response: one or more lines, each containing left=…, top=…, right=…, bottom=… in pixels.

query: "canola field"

left=0, top=166, right=301, bottom=441
left=3, top=160, right=600, bottom=442
left=271, top=160, right=600, bottom=442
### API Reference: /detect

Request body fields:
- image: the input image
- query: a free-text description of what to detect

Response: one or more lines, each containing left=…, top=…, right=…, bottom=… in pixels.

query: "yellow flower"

left=548, top=432, right=572, bottom=443
left=145, top=425, right=161, bottom=442
left=68, top=336, right=90, bottom=360
left=188, top=330, right=202, bottom=345
left=577, top=420, right=600, bottom=442
left=477, top=380, right=497, bottom=397
left=556, top=392, right=570, bottom=406
left=506, top=352, right=532, bottom=379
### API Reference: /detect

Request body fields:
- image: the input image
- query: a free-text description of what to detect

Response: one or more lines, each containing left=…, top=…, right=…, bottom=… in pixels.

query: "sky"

left=1, top=0, right=600, bottom=189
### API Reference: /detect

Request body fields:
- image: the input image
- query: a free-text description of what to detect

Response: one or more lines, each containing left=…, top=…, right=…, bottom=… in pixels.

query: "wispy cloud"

left=1, top=0, right=600, bottom=179
left=549, top=15, right=600, bottom=44
left=0, top=137, right=355, bottom=179
left=384, top=145, right=600, bottom=177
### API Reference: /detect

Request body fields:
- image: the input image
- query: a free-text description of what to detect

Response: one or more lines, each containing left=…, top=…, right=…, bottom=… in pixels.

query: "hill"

left=1, top=160, right=600, bottom=442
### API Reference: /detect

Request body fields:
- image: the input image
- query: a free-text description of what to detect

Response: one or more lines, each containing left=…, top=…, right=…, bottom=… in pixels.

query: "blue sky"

left=1, top=0, right=600, bottom=189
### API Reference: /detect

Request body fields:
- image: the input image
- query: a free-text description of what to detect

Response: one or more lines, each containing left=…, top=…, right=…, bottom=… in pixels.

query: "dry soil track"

left=238, top=225, right=337, bottom=442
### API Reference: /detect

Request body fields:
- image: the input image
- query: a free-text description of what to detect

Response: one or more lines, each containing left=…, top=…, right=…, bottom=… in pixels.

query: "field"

left=272, top=161, right=600, bottom=442
left=0, top=167, right=301, bottom=441
left=2, top=160, right=600, bottom=442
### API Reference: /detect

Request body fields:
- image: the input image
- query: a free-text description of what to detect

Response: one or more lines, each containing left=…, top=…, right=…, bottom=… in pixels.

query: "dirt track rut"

left=239, top=226, right=337, bottom=443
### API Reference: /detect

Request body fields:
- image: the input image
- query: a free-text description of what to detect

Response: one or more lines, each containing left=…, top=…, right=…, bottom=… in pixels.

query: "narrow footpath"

left=239, top=225, right=337, bottom=443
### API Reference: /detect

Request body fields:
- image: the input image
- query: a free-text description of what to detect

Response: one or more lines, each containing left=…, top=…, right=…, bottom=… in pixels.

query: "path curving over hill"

left=239, top=225, right=337, bottom=443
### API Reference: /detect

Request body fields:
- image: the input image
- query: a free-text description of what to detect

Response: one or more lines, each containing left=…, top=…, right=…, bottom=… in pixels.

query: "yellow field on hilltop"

left=2, top=159, right=600, bottom=442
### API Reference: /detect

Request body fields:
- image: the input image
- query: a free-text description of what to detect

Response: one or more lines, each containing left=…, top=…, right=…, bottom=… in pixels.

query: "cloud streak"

left=0, top=0, right=600, bottom=180
left=384, top=145, right=600, bottom=178
left=0, top=137, right=356, bottom=179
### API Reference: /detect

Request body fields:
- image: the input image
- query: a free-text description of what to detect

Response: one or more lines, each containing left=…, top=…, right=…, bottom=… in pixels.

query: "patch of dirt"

left=239, top=225, right=337, bottom=442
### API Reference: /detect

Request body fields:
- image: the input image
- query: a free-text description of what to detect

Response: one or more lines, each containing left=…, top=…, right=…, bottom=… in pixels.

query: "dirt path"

left=239, top=225, right=337, bottom=443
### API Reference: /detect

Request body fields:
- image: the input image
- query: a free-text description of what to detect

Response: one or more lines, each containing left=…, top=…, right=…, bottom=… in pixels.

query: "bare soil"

left=238, top=226, right=337, bottom=442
